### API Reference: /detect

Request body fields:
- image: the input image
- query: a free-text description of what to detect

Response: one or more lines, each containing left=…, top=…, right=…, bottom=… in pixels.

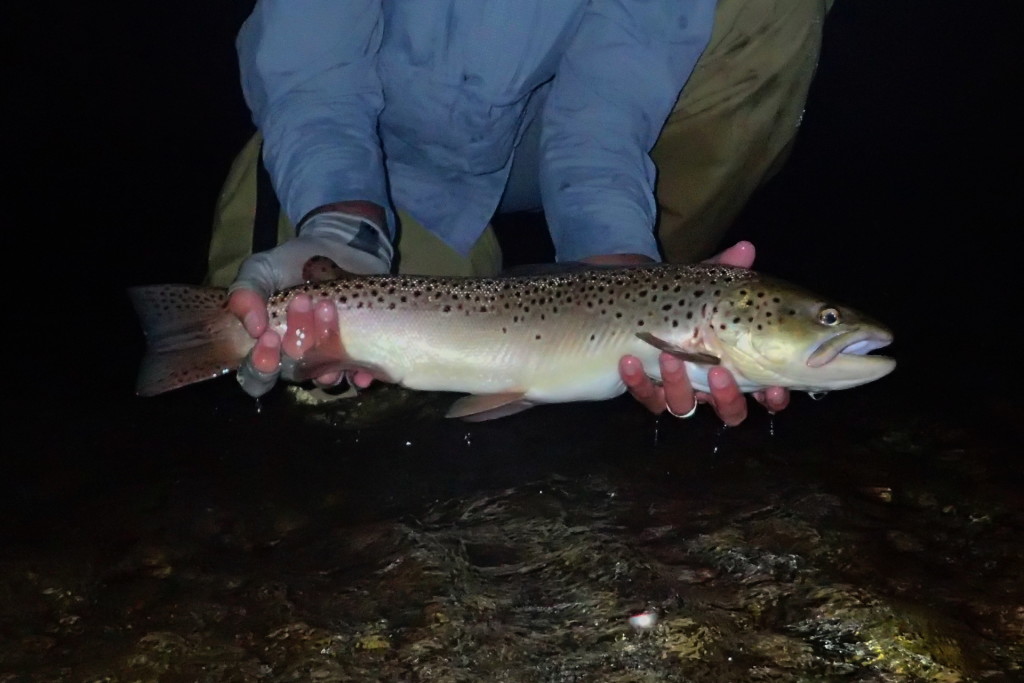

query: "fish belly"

left=336, top=308, right=656, bottom=403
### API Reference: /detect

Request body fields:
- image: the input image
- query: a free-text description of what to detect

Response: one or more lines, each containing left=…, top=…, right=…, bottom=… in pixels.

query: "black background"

left=8, top=0, right=1020, bottom=403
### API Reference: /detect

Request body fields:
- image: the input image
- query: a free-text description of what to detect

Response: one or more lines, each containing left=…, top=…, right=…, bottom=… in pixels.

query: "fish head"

left=706, top=276, right=896, bottom=392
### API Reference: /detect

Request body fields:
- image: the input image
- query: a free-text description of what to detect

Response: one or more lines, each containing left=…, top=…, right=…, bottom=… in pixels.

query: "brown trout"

left=129, top=264, right=894, bottom=420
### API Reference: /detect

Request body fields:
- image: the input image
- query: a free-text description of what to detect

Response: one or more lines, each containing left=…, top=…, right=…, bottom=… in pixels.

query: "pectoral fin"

left=446, top=392, right=534, bottom=421
left=636, top=332, right=720, bottom=365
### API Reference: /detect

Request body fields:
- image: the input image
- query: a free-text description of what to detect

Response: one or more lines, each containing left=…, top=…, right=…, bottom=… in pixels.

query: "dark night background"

left=7, top=0, right=1020, bottom=409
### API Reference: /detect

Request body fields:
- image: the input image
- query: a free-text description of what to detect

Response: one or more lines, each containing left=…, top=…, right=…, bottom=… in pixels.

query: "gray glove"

left=230, top=211, right=393, bottom=397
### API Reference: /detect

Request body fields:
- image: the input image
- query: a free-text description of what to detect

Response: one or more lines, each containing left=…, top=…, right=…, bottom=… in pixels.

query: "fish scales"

left=130, top=263, right=895, bottom=420
left=265, top=265, right=756, bottom=402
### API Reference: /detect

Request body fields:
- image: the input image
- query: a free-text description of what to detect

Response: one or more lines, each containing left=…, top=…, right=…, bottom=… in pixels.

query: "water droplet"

left=808, top=391, right=829, bottom=401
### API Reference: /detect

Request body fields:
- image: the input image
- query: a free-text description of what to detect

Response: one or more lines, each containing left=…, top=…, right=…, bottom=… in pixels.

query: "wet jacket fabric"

left=238, top=0, right=715, bottom=261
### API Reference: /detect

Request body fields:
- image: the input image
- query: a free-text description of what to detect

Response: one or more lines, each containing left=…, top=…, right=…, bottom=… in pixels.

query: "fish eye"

left=818, top=307, right=841, bottom=326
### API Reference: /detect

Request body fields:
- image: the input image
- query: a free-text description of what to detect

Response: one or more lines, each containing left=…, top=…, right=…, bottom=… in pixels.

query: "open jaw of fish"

left=129, top=263, right=895, bottom=421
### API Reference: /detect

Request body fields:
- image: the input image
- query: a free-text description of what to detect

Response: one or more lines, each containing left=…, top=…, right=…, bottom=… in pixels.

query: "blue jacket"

left=238, top=0, right=715, bottom=261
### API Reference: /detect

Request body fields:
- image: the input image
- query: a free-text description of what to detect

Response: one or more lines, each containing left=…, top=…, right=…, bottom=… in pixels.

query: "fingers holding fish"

left=232, top=290, right=347, bottom=390
left=754, top=386, right=790, bottom=414
left=704, top=367, right=748, bottom=427
left=659, top=354, right=699, bottom=419
left=228, top=287, right=280, bottom=396
left=311, top=301, right=344, bottom=388
left=279, top=296, right=346, bottom=387
left=619, top=354, right=665, bottom=414
left=228, top=287, right=269, bottom=338
left=620, top=353, right=702, bottom=420
left=705, top=240, right=755, bottom=269
left=621, top=353, right=755, bottom=425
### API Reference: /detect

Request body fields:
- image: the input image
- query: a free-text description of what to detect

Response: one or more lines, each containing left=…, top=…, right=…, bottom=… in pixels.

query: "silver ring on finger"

left=667, top=399, right=699, bottom=419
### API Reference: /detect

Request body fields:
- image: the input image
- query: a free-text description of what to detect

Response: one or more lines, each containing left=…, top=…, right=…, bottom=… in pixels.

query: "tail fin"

left=128, top=285, right=254, bottom=396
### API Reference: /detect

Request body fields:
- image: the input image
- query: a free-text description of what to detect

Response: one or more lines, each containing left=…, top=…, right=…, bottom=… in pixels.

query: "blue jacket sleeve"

left=237, top=1, right=389, bottom=231
left=539, top=0, right=716, bottom=262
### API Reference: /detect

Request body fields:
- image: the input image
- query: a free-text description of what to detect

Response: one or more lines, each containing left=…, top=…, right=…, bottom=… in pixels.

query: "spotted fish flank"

left=130, top=263, right=895, bottom=420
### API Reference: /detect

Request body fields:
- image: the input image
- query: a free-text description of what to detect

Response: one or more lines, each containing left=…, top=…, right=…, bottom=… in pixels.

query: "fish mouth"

left=806, top=328, right=894, bottom=369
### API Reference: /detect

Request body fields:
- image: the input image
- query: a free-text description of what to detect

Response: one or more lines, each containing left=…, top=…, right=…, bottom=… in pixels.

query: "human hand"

left=617, top=240, right=790, bottom=426
left=228, top=208, right=391, bottom=397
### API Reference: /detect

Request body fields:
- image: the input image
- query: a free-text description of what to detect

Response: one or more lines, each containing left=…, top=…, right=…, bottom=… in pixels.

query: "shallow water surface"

left=4, top=366, right=1021, bottom=681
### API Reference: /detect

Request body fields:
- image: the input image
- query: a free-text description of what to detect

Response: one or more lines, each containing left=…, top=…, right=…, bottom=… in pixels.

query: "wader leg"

left=653, top=0, right=831, bottom=263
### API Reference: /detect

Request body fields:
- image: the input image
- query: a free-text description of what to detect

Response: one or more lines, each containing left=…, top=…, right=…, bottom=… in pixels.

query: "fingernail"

left=291, top=295, right=312, bottom=312
left=316, top=302, right=333, bottom=321
left=662, top=356, right=682, bottom=374
left=244, top=311, right=261, bottom=334
left=709, top=369, right=730, bottom=389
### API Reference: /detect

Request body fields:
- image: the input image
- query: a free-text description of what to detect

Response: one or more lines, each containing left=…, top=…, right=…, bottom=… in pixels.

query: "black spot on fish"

left=694, top=290, right=704, bottom=297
